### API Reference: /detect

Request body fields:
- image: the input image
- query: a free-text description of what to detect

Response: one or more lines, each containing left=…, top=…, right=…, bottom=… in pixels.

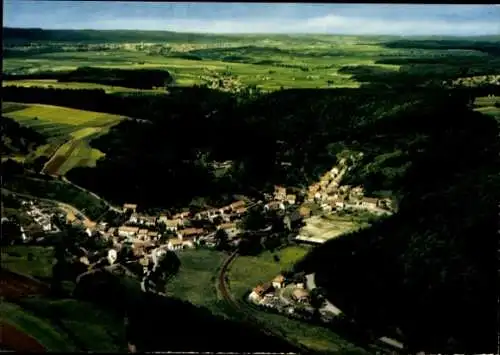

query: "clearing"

left=297, top=215, right=364, bottom=243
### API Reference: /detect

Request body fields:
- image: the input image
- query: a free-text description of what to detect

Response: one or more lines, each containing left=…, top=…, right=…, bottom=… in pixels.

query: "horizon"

left=3, top=2, right=500, bottom=36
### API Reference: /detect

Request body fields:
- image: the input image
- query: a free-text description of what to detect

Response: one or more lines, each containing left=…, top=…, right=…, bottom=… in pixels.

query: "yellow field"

left=4, top=103, right=124, bottom=126
left=3, top=102, right=125, bottom=175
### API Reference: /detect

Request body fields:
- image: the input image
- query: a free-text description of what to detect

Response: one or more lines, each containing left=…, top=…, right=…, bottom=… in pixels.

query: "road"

left=2, top=188, right=96, bottom=228
left=305, top=273, right=342, bottom=315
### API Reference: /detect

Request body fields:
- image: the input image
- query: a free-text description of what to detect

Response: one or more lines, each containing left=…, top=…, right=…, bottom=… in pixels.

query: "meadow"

left=223, top=245, right=368, bottom=353
left=1, top=245, right=55, bottom=280
left=2, top=102, right=125, bottom=175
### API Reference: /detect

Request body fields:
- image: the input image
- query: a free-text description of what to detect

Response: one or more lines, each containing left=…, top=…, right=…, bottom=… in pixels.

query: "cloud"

left=90, top=14, right=499, bottom=36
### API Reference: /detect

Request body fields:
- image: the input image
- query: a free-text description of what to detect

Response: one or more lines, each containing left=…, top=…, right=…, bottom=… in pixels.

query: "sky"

left=3, top=1, right=500, bottom=36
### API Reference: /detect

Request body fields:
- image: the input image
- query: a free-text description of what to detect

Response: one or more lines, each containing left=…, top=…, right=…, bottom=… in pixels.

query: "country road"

left=2, top=188, right=96, bottom=228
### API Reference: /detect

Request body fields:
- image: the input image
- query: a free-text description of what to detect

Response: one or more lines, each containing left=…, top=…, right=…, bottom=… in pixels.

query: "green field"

left=224, top=246, right=367, bottom=353
left=2, top=102, right=125, bottom=175
left=1, top=245, right=54, bottom=280
left=2, top=79, right=166, bottom=94
left=474, top=96, right=500, bottom=119
left=166, top=249, right=227, bottom=315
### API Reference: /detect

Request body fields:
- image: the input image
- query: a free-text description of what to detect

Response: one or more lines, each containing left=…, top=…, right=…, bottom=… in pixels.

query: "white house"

left=165, top=219, right=182, bottom=232
left=118, top=226, right=140, bottom=238
left=167, top=238, right=184, bottom=251
left=272, top=275, right=285, bottom=289
left=129, top=213, right=139, bottom=224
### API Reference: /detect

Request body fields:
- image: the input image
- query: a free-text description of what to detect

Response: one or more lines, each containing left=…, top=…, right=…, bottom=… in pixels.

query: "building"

left=286, top=194, right=296, bottom=205
left=123, top=203, right=138, bottom=213
left=378, top=198, right=393, bottom=211
left=360, top=197, right=379, bottom=209
left=272, top=275, right=285, bottom=289
left=129, top=213, right=139, bottom=224
left=233, top=207, right=247, bottom=216
left=264, top=201, right=285, bottom=211
left=299, top=206, right=311, bottom=218
left=167, top=238, right=184, bottom=251
left=140, top=216, right=157, bottom=226
left=165, top=219, right=182, bottom=232
left=178, top=228, right=204, bottom=241
left=147, top=231, right=159, bottom=241
left=229, top=200, right=246, bottom=211
left=118, top=226, right=140, bottom=238
left=248, top=282, right=274, bottom=303
left=292, top=288, right=310, bottom=303
left=137, top=229, right=148, bottom=241
left=274, top=186, right=287, bottom=201
left=218, top=222, right=238, bottom=237
left=158, top=215, right=169, bottom=224
left=172, top=211, right=191, bottom=220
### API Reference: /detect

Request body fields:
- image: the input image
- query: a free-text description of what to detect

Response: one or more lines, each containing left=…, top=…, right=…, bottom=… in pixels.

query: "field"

left=1, top=245, right=55, bottom=280
left=166, top=249, right=226, bottom=314
left=298, top=215, right=364, bottom=243
left=474, top=95, right=500, bottom=119
left=224, top=245, right=367, bottom=353
left=2, top=79, right=166, bottom=94
left=0, top=245, right=127, bottom=352
left=2, top=102, right=125, bottom=175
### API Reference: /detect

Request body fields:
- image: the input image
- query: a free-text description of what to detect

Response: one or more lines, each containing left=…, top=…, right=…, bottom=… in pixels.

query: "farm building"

left=248, top=283, right=274, bottom=303
left=272, top=275, right=285, bottom=289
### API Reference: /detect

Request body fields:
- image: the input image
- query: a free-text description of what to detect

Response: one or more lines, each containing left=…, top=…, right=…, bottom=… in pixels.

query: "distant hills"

left=3, top=27, right=500, bottom=44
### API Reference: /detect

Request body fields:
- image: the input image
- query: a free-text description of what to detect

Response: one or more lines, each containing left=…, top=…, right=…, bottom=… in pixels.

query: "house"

left=230, top=200, right=246, bottom=211
left=165, top=219, right=182, bottom=232
left=167, top=238, right=184, bottom=251
left=330, top=167, right=339, bottom=178
left=272, top=275, right=285, bottom=289
left=129, top=213, right=139, bottom=224
left=274, top=186, right=287, bottom=201
left=248, top=282, right=274, bottom=303
left=378, top=198, right=393, bottom=211
left=218, top=222, right=238, bottom=237
left=147, top=231, right=159, bottom=241
left=286, top=194, right=296, bottom=205
left=351, top=186, right=364, bottom=197
left=123, top=203, right=138, bottom=213
left=118, top=226, right=140, bottom=238
left=321, top=203, right=333, bottom=212
left=292, top=288, right=310, bottom=303
left=158, top=215, right=169, bottom=224
left=299, top=206, right=311, bottom=218
left=138, top=229, right=148, bottom=240
left=140, top=216, right=157, bottom=226
left=178, top=228, right=204, bottom=241
left=172, top=211, right=191, bottom=220
left=233, top=207, right=247, bottom=216
left=264, top=201, right=285, bottom=211
left=360, top=197, right=379, bottom=209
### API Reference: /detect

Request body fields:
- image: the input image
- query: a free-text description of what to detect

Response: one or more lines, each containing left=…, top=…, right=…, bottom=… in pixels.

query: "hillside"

left=1, top=114, right=46, bottom=157
left=294, top=103, right=499, bottom=352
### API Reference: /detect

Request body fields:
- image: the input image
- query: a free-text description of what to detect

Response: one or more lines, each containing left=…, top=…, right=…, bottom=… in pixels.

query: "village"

left=2, top=152, right=394, bottom=306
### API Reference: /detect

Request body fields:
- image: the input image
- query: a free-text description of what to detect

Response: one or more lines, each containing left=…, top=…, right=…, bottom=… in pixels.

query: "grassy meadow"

left=2, top=102, right=125, bottom=175
left=1, top=245, right=55, bottom=280
left=225, top=245, right=369, bottom=353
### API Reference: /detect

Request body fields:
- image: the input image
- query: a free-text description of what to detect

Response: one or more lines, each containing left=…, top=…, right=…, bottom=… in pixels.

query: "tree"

left=241, top=206, right=266, bottom=231
left=214, top=229, right=229, bottom=251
